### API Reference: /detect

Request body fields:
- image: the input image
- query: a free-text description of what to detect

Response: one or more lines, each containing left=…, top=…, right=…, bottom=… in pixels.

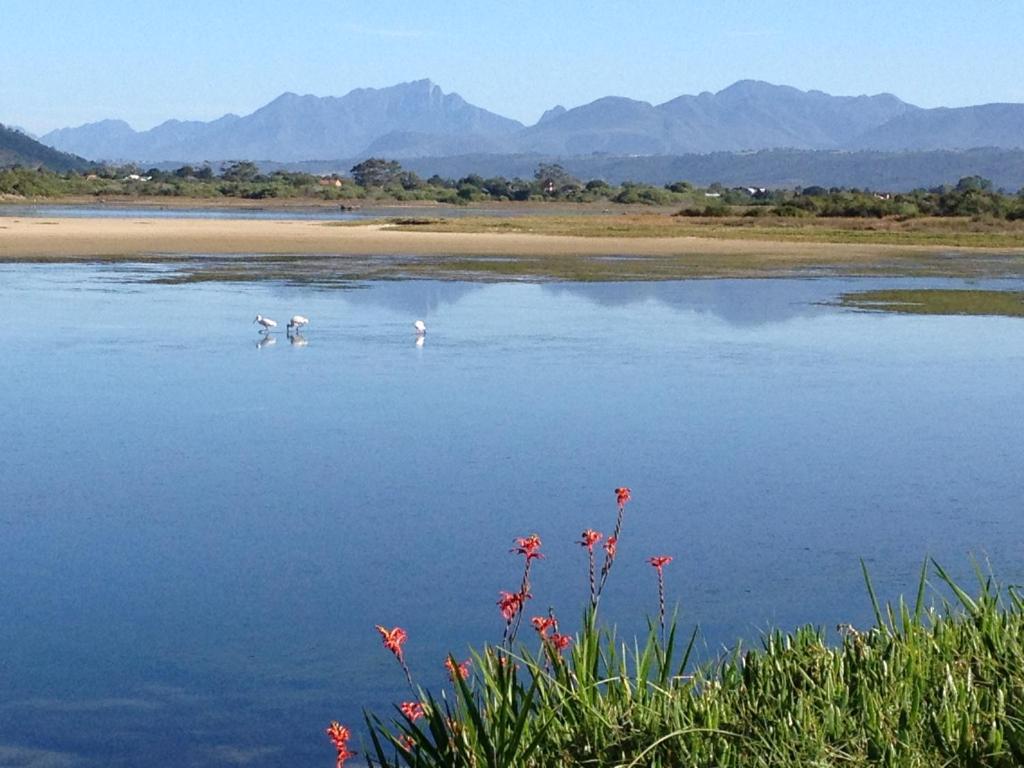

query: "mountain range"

left=36, top=79, right=1024, bottom=165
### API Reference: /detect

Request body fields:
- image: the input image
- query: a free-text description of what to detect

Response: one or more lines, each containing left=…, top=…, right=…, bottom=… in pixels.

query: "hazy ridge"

left=0, top=123, right=90, bottom=172
left=37, top=79, right=1024, bottom=165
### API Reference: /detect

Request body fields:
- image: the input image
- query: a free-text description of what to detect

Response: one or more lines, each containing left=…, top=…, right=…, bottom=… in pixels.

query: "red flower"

left=511, top=534, right=543, bottom=560
left=326, top=721, right=355, bottom=768
left=648, top=555, right=673, bottom=572
left=578, top=529, right=603, bottom=552
left=400, top=700, right=425, bottom=722
left=445, top=657, right=471, bottom=681
left=549, top=633, right=572, bottom=653
left=604, top=536, right=618, bottom=559
left=376, top=625, right=408, bottom=663
left=531, top=616, right=556, bottom=636
left=497, top=590, right=528, bottom=621
left=615, top=487, right=632, bottom=508
left=399, top=734, right=415, bottom=750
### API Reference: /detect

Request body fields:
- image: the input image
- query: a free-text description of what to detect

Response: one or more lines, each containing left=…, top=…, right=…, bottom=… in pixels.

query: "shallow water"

left=1, top=267, right=1023, bottom=767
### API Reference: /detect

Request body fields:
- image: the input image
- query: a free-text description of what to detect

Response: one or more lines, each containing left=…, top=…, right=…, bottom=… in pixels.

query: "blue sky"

left=3, top=0, right=1023, bottom=135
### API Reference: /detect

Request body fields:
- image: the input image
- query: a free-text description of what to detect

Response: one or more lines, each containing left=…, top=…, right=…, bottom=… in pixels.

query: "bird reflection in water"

left=415, top=335, right=425, bottom=348
left=289, top=332, right=309, bottom=347
left=256, top=335, right=276, bottom=349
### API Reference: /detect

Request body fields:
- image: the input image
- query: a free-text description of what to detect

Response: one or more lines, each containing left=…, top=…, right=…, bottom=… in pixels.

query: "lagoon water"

left=2, top=265, right=1023, bottom=767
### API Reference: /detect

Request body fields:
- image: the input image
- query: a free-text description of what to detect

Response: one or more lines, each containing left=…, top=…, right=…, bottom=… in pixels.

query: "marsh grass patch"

left=839, top=288, right=1024, bottom=317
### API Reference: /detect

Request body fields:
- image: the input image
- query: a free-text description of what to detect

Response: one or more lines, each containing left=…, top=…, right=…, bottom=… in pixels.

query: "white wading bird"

left=254, top=315, right=277, bottom=332
left=413, top=320, right=426, bottom=335
left=287, top=315, right=309, bottom=333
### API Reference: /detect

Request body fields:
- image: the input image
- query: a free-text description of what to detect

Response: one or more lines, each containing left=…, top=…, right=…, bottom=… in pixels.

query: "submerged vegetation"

left=329, top=489, right=1024, bottom=768
left=118, top=249, right=1024, bottom=287
left=840, top=289, right=1024, bottom=318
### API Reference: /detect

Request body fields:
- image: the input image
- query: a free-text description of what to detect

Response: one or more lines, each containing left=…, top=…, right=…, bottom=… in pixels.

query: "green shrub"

left=326, top=489, right=1024, bottom=768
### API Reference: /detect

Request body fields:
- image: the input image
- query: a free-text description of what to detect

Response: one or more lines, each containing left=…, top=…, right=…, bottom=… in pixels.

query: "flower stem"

left=508, top=559, right=532, bottom=644
left=658, top=569, right=666, bottom=641
left=596, top=503, right=626, bottom=605
left=588, top=548, right=597, bottom=610
left=400, top=659, right=415, bottom=692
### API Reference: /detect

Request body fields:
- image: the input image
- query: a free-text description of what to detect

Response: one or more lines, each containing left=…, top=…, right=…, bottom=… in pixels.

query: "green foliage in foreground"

left=366, top=563, right=1024, bottom=767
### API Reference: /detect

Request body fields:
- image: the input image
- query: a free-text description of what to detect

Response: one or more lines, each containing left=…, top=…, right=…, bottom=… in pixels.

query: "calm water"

left=1, top=267, right=1023, bottom=767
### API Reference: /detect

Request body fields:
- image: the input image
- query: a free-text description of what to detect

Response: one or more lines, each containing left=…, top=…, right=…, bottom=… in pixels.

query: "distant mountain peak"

left=407, top=77, right=437, bottom=89
left=347, top=78, right=436, bottom=96
left=590, top=95, right=651, bottom=107
left=537, top=105, right=566, bottom=124
left=720, top=78, right=776, bottom=91
left=41, top=79, right=522, bottom=162
left=716, top=79, right=799, bottom=98
left=84, top=118, right=135, bottom=131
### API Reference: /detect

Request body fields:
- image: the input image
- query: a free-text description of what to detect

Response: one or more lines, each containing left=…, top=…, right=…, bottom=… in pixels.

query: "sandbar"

left=3, top=216, right=1024, bottom=283
left=0, top=215, right=994, bottom=260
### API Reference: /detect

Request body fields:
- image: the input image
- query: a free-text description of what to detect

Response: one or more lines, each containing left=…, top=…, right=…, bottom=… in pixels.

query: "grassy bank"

left=358, top=563, right=1024, bottom=768
left=378, top=213, right=1024, bottom=249
left=332, top=491, right=1024, bottom=768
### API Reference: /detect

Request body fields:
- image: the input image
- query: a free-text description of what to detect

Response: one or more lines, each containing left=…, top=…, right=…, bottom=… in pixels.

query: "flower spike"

left=326, top=721, right=355, bottom=768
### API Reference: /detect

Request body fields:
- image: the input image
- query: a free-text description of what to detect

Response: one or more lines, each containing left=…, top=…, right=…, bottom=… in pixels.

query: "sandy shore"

left=0, top=215, right=976, bottom=262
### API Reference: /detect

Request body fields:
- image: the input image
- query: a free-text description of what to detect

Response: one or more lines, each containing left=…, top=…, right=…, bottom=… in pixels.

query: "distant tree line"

left=750, top=176, right=1024, bottom=220
left=2, top=159, right=1023, bottom=220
